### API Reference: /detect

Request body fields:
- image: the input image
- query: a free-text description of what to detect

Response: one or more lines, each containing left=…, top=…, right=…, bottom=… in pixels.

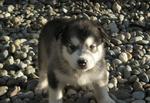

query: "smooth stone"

left=0, top=63, right=3, bottom=69
left=15, top=71, right=24, bottom=78
left=9, top=86, right=20, bottom=97
left=112, top=59, right=122, bottom=66
left=2, top=50, right=9, bottom=59
left=0, top=70, right=8, bottom=76
left=0, top=98, right=10, bottom=103
left=9, top=43, right=16, bottom=53
left=123, top=65, right=132, bottom=79
left=119, top=14, right=124, bottom=22
left=137, top=40, right=149, bottom=44
left=111, top=38, right=122, bottom=45
left=7, top=5, right=15, bottom=12
left=18, top=91, right=34, bottom=99
left=18, top=62, right=27, bottom=69
left=139, top=73, right=149, bottom=83
left=133, top=82, right=144, bottom=91
left=129, top=75, right=139, bottom=83
left=0, top=86, right=8, bottom=96
left=67, top=89, right=77, bottom=96
left=115, top=89, right=131, bottom=99
left=27, top=79, right=38, bottom=91
left=132, top=91, right=145, bottom=100
left=119, top=52, right=128, bottom=62
left=1, top=36, right=10, bottom=42
left=25, top=66, right=35, bottom=74
left=6, top=56, right=14, bottom=65
left=145, top=97, right=150, bottom=102
left=112, top=2, right=122, bottom=13
left=132, top=36, right=143, bottom=42
left=131, top=100, right=145, bottom=103
left=109, top=22, right=119, bottom=33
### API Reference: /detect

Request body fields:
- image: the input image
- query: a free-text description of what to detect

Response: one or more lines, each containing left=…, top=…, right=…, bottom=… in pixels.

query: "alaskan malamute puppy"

left=36, top=18, right=116, bottom=103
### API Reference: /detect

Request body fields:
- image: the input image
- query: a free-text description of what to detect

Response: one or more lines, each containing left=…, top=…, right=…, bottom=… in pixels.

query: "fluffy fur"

left=36, top=18, right=116, bottom=103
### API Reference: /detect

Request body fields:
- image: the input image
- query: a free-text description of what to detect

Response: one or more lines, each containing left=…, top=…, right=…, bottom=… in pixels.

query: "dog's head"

left=59, top=19, right=107, bottom=71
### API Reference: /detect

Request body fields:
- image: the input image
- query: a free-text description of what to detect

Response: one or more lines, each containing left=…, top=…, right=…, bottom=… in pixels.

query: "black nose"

left=77, top=59, right=87, bottom=69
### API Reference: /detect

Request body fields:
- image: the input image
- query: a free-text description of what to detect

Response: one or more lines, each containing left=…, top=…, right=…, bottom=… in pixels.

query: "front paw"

left=100, top=98, right=116, bottom=103
left=35, top=84, right=48, bottom=95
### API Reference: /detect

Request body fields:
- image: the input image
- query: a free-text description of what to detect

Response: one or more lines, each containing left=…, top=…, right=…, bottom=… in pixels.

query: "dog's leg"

left=93, top=71, right=116, bottom=103
left=48, top=86, right=63, bottom=103
left=93, top=83, right=116, bottom=103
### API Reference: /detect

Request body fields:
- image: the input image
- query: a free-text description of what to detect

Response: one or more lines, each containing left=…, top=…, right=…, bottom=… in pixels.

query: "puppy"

left=36, top=18, right=116, bottom=103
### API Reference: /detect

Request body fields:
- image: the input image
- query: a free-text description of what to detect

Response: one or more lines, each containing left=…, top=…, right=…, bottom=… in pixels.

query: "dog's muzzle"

left=77, top=59, right=87, bottom=69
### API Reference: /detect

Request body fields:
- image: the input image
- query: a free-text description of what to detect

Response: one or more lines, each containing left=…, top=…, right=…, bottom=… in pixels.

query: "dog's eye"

left=67, top=44, right=77, bottom=52
left=89, top=44, right=97, bottom=52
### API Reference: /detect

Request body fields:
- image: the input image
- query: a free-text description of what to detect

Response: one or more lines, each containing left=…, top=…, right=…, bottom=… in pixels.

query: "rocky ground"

left=0, top=0, right=150, bottom=103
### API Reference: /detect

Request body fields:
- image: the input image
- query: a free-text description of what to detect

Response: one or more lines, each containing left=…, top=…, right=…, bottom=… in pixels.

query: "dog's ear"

left=55, top=19, right=69, bottom=41
left=98, top=26, right=109, bottom=42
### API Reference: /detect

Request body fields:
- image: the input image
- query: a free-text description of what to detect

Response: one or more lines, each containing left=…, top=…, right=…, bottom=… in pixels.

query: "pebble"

left=145, top=97, right=150, bottom=102
left=27, top=79, right=38, bottom=91
left=111, top=38, right=122, bottom=45
left=0, top=63, right=4, bottom=69
left=0, top=1, right=149, bottom=103
left=9, top=86, right=21, bottom=97
left=9, top=43, right=16, bottom=53
left=0, top=98, right=11, bottom=103
left=7, top=5, right=15, bottom=12
left=25, top=66, right=35, bottom=74
left=112, top=2, right=122, bottom=13
left=119, top=52, right=128, bottom=62
left=67, top=89, right=77, bottom=96
left=123, top=65, right=132, bottom=78
left=5, top=56, right=14, bottom=65
left=1, top=50, right=9, bottom=59
left=132, top=91, right=145, bottom=100
left=139, top=73, right=149, bottom=83
left=133, top=82, right=144, bottom=91
left=109, top=22, right=119, bottom=33
left=0, top=70, right=8, bottom=76
left=18, top=91, right=34, bottom=99
left=131, top=100, right=145, bottom=103
left=0, top=86, right=8, bottom=96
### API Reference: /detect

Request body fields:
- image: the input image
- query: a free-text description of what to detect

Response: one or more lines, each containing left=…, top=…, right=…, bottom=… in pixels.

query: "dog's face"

left=60, top=20, right=106, bottom=71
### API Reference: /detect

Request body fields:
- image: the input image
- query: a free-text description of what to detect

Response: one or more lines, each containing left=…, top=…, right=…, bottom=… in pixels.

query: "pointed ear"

left=55, top=18, right=70, bottom=40
left=98, top=26, right=109, bottom=42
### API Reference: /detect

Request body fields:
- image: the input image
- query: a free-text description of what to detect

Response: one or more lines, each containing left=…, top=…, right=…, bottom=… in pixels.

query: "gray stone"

left=109, top=22, right=119, bottom=33
left=27, top=79, right=38, bottom=91
left=145, top=97, right=150, bottom=102
left=67, top=89, right=77, bottom=96
left=139, top=73, right=149, bottom=83
left=18, top=91, right=34, bottom=99
left=2, top=50, right=9, bottom=59
left=131, top=100, right=145, bottom=103
left=132, top=91, right=145, bottom=100
left=123, top=65, right=132, bottom=79
left=111, top=38, right=122, bottom=45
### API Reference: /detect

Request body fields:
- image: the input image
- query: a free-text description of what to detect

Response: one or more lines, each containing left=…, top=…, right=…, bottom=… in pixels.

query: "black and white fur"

left=36, top=18, right=116, bottom=103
